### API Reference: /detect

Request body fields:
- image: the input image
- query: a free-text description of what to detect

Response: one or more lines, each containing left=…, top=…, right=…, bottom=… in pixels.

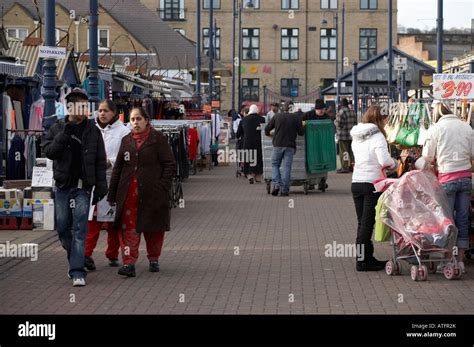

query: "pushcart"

left=261, top=130, right=327, bottom=195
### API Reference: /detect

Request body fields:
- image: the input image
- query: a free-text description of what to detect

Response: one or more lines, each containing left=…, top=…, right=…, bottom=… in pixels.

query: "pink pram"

left=377, top=170, right=462, bottom=281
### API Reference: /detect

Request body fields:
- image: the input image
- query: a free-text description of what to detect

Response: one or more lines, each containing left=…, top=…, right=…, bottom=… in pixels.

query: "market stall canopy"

left=0, top=57, right=26, bottom=77
left=321, top=47, right=436, bottom=96
left=4, top=38, right=81, bottom=84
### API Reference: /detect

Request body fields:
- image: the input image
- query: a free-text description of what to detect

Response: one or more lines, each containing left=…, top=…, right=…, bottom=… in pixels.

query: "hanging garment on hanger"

left=29, top=98, right=44, bottom=131
left=200, top=124, right=211, bottom=155
left=188, top=127, right=199, bottom=161
left=7, top=134, right=26, bottom=180
left=13, top=101, right=24, bottom=130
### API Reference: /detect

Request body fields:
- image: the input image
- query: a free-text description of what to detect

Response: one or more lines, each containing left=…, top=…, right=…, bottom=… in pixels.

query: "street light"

left=320, top=8, right=340, bottom=110
left=235, top=0, right=255, bottom=111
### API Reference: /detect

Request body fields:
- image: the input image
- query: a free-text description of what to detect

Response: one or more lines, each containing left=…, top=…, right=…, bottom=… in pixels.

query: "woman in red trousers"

left=107, top=107, right=176, bottom=277
left=85, top=100, right=130, bottom=270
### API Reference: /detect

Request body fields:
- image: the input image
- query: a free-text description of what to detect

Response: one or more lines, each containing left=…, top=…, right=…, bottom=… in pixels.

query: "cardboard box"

left=0, top=199, right=23, bottom=217
left=3, top=180, right=32, bottom=190
left=32, top=199, right=55, bottom=231
left=0, top=189, right=22, bottom=200
left=32, top=188, right=53, bottom=200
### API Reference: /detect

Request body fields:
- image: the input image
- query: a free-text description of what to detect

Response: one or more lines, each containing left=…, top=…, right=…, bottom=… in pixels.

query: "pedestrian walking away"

left=265, top=101, right=304, bottom=196
left=84, top=100, right=131, bottom=271
left=335, top=98, right=357, bottom=173
left=42, top=88, right=108, bottom=287
left=107, top=107, right=176, bottom=278
left=236, top=104, right=266, bottom=184
left=350, top=105, right=397, bottom=272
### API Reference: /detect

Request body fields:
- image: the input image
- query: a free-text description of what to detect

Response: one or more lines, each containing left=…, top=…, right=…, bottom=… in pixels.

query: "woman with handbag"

left=107, top=107, right=176, bottom=277
left=350, top=105, right=398, bottom=271
left=421, top=101, right=474, bottom=273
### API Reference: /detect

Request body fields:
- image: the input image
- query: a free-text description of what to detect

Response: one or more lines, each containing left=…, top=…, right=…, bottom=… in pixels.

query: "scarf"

left=132, top=125, right=151, bottom=150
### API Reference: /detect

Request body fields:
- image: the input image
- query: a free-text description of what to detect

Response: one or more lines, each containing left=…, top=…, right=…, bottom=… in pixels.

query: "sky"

left=398, top=0, right=474, bottom=30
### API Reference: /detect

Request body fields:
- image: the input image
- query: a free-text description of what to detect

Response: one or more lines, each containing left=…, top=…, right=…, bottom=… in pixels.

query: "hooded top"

left=350, top=123, right=397, bottom=184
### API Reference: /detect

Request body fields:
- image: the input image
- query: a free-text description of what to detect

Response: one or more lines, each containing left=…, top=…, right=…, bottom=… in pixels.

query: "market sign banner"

left=433, top=73, right=474, bottom=100
left=38, top=46, right=67, bottom=60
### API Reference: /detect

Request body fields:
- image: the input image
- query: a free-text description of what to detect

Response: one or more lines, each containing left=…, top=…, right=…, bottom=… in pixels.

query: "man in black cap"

left=335, top=98, right=357, bottom=173
left=43, top=88, right=107, bottom=287
left=301, top=99, right=331, bottom=121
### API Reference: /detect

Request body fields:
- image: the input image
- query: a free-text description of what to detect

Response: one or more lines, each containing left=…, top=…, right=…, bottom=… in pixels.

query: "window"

left=281, top=28, right=299, bottom=60
left=242, top=79, right=259, bottom=101
left=87, top=29, right=110, bottom=50
left=203, top=28, right=221, bottom=60
left=320, top=28, right=336, bottom=60
left=7, top=28, right=28, bottom=40
left=244, top=0, right=260, bottom=8
left=360, top=0, right=377, bottom=9
left=321, top=0, right=337, bottom=9
left=282, top=0, right=298, bottom=9
left=160, top=0, right=185, bottom=21
left=242, top=28, right=259, bottom=60
left=203, top=0, right=220, bottom=9
left=174, top=28, right=186, bottom=36
left=359, top=29, right=377, bottom=60
left=281, top=79, right=299, bottom=97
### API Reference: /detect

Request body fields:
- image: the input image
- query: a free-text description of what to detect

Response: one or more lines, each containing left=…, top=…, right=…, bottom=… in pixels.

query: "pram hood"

left=379, top=170, right=458, bottom=250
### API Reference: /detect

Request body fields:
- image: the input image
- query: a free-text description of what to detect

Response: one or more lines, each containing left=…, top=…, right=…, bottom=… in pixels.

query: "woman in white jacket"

left=351, top=105, right=397, bottom=272
left=422, top=102, right=474, bottom=271
left=84, top=100, right=131, bottom=270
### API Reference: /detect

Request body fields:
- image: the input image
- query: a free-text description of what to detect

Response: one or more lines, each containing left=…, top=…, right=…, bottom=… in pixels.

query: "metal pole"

left=42, top=0, right=57, bottom=132
left=401, top=71, right=407, bottom=102
left=437, top=0, right=443, bottom=73
left=352, top=62, right=358, bottom=118
left=388, top=0, right=393, bottom=101
left=196, top=0, right=202, bottom=107
left=470, top=60, right=474, bottom=73
left=88, top=0, right=99, bottom=110
left=231, top=0, right=236, bottom=112
left=335, top=11, right=340, bottom=111
left=208, top=0, right=214, bottom=103
left=237, top=2, right=242, bottom=110
left=341, top=0, right=345, bottom=75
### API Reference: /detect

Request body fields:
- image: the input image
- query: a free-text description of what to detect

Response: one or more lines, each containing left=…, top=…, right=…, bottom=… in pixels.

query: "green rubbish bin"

left=305, top=120, right=337, bottom=174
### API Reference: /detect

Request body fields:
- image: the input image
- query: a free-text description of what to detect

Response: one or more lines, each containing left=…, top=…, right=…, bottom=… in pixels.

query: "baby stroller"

left=378, top=170, right=461, bottom=281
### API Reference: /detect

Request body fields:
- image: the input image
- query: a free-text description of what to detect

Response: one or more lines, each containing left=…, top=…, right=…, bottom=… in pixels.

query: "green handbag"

left=374, top=196, right=391, bottom=242
left=395, top=103, right=420, bottom=147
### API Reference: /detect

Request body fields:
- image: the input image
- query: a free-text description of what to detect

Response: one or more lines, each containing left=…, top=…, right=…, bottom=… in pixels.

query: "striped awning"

left=0, top=61, right=26, bottom=77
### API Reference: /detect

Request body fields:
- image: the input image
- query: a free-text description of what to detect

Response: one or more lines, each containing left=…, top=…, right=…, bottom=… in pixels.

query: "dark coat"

left=42, top=118, right=107, bottom=195
left=107, top=128, right=176, bottom=233
left=236, top=113, right=266, bottom=175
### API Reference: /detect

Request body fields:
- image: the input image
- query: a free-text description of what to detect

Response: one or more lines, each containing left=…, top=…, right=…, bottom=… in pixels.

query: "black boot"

left=149, top=261, right=160, bottom=272
left=84, top=256, right=96, bottom=271
left=108, top=258, right=120, bottom=267
left=356, top=243, right=387, bottom=272
left=118, top=264, right=136, bottom=277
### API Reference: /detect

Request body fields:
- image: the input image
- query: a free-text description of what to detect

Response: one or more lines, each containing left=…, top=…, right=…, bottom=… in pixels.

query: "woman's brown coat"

left=107, top=128, right=176, bottom=233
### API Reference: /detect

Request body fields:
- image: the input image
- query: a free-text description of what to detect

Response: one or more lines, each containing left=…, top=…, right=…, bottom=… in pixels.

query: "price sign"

left=203, top=104, right=212, bottom=113
left=32, top=167, right=54, bottom=187
left=433, top=73, right=474, bottom=100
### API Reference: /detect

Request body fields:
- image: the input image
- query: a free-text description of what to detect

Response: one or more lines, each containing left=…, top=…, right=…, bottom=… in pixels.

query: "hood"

left=350, top=123, right=380, bottom=141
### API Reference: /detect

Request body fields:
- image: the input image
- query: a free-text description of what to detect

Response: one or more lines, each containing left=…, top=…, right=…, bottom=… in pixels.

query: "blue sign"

left=290, top=87, right=298, bottom=97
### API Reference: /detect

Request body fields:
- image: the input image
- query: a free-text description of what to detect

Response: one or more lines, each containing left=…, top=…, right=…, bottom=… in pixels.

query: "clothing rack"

left=5, top=129, right=43, bottom=181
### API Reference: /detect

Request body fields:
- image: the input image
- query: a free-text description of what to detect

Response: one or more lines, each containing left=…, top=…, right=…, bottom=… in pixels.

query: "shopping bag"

left=385, top=103, right=401, bottom=144
left=395, top=103, right=419, bottom=147
left=417, top=103, right=431, bottom=146
left=374, top=195, right=391, bottom=242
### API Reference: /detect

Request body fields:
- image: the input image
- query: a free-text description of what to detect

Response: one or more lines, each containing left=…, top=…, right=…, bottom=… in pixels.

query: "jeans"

left=55, top=187, right=91, bottom=279
left=271, top=147, right=295, bottom=194
left=441, top=177, right=471, bottom=249
left=352, top=183, right=382, bottom=262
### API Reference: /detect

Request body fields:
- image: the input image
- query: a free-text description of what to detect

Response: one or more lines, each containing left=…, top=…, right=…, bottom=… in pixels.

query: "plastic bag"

left=379, top=170, right=457, bottom=250
left=374, top=194, right=391, bottom=242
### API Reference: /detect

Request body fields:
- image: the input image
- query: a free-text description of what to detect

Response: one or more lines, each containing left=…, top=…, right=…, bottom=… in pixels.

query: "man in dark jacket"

left=265, top=101, right=304, bottom=197
left=301, top=99, right=331, bottom=121
left=42, top=88, right=107, bottom=287
left=335, top=98, right=357, bottom=173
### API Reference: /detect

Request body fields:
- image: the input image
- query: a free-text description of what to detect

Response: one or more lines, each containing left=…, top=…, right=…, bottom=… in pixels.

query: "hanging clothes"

left=188, top=127, right=199, bottom=161
left=7, top=134, right=26, bottom=180
left=200, top=124, right=211, bottom=155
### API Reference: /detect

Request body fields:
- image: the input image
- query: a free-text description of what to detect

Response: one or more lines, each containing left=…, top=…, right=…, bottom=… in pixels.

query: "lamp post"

left=436, top=0, right=443, bottom=73
left=196, top=0, right=202, bottom=107
left=236, top=0, right=254, bottom=112
left=321, top=7, right=340, bottom=111
left=208, top=0, right=214, bottom=103
left=388, top=0, right=393, bottom=100
left=231, top=0, right=236, bottom=112
left=88, top=0, right=99, bottom=111
left=42, top=0, right=57, bottom=133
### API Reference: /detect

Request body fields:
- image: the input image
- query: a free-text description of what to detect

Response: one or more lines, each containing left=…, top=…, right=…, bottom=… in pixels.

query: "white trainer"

left=458, top=261, right=466, bottom=274
left=72, top=278, right=86, bottom=287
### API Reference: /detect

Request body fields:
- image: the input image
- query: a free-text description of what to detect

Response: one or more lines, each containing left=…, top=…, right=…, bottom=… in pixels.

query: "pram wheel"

left=385, top=259, right=401, bottom=276
left=411, top=265, right=427, bottom=281
left=443, top=264, right=455, bottom=280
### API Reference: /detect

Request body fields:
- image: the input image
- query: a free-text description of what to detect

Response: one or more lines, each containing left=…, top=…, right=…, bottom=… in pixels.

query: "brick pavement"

left=1, top=163, right=474, bottom=314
